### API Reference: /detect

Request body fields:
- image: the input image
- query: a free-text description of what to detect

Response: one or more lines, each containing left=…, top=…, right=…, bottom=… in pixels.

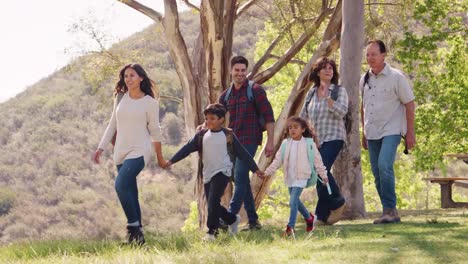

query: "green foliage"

left=181, top=201, right=199, bottom=233
left=396, top=0, right=468, bottom=171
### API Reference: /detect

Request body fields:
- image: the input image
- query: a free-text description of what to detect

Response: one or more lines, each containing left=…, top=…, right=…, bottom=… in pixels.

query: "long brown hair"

left=114, top=63, right=159, bottom=98
left=308, top=57, right=339, bottom=88
left=286, top=116, right=319, bottom=146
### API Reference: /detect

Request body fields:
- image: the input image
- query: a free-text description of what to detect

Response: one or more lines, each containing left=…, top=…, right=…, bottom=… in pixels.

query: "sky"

left=0, top=0, right=175, bottom=103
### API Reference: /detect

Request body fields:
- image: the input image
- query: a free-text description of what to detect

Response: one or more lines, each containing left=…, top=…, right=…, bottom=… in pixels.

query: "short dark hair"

left=231, top=56, right=249, bottom=68
left=367, top=39, right=387, bottom=53
left=308, top=57, right=339, bottom=87
left=203, top=103, right=227, bottom=119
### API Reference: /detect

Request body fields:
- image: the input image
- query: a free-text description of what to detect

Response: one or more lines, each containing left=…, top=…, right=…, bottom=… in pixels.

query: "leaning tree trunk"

left=334, top=0, right=366, bottom=219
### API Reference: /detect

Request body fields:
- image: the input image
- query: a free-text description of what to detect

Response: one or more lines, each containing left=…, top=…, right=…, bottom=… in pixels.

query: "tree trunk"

left=334, top=0, right=366, bottom=219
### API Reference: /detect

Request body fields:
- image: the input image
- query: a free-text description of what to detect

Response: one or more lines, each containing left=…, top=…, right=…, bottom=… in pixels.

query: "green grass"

left=1, top=209, right=467, bottom=264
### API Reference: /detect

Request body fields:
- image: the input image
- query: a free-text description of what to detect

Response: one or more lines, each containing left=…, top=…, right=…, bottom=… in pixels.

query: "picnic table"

left=423, top=153, right=468, bottom=208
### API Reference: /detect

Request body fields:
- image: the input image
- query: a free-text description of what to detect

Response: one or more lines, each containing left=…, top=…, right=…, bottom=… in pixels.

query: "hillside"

left=0, top=11, right=265, bottom=244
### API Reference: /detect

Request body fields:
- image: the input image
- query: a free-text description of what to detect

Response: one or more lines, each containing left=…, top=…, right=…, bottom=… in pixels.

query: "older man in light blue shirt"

left=360, top=40, right=416, bottom=224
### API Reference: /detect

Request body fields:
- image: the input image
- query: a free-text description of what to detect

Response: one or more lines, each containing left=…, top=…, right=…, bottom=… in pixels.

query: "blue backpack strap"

left=246, top=80, right=255, bottom=101
left=223, top=87, right=233, bottom=105
left=304, top=88, right=316, bottom=115
left=305, top=137, right=318, bottom=188
left=280, top=139, right=289, bottom=162
left=330, top=84, right=341, bottom=101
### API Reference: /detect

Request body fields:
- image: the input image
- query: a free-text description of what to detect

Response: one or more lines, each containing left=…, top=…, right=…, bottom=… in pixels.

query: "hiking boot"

left=373, top=208, right=397, bottom=224
left=327, top=202, right=346, bottom=225
left=219, top=218, right=228, bottom=232
left=126, top=226, right=145, bottom=246
left=203, top=229, right=218, bottom=242
left=241, top=221, right=262, bottom=231
left=387, top=208, right=401, bottom=223
left=305, top=213, right=316, bottom=232
left=229, top=215, right=241, bottom=235
left=282, top=225, right=295, bottom=239
left=203, top=233, right=216, bottom=241
left=315, top=220, right=326, bottom=226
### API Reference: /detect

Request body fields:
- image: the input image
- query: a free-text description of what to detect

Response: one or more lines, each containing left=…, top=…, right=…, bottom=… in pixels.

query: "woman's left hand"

left=322, top=176, right=329, bottom=184
left=326, top=97, right=334, bottom=108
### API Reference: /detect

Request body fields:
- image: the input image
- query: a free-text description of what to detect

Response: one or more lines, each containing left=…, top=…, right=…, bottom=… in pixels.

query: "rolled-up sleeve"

left=328, top=86, right=348, bottom=117
left=146, top=98, right=162, bottom=142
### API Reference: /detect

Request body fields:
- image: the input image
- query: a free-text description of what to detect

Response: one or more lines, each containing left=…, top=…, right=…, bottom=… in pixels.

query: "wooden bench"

left=423, top=177, right=468, bottom=208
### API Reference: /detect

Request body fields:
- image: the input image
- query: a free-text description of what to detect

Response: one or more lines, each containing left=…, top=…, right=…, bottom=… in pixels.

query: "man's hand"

left=265, top=140, right=275, bottom=157
left=405, top=131, right=416, bottom=150
left=362, top=134, right=368, bottom=150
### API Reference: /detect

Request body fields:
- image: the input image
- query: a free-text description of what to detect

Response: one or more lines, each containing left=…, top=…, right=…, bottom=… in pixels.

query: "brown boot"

left=389, top=208, right=401, bottom=223
left=327, top=203, right=346, bottom=225
left=373, top=208, right=393, bottom=224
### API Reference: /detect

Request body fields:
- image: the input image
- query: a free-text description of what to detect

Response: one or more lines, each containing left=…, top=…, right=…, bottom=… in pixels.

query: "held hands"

left=158, top=159, right=171, bottom=169
left=92, top=148, right=103, bottom=164
left=256, top=170, right=266, bottom=179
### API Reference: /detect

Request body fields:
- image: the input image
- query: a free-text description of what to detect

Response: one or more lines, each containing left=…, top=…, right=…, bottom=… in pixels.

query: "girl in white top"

left=92, top=63, right=165, bottom=246
left=262, top=116, right=328, bottom=237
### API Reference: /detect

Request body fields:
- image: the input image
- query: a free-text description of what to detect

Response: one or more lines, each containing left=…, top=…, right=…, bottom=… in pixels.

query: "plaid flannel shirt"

left=300, top=84, right=348, bottom=146
left=219, top=80, right=275, bottom=145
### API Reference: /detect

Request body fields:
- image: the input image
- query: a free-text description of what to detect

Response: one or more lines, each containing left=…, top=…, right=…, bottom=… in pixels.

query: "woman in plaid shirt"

left=300, top=57, right=348, bottom=225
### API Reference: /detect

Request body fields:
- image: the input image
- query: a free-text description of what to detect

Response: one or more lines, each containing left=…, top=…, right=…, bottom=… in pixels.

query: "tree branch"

left=117, top=0, right=163, bottom=22
left=268, top=54, right=307, bottom=66
left=181, top=0, right=200, bottom=12
left=250, top=1, right=338, bottom=84
left=236, top=0, right=259, bottom=18
left=365, top=2, right=401, bottom=6
left=249, top=18, right=297, bottom=76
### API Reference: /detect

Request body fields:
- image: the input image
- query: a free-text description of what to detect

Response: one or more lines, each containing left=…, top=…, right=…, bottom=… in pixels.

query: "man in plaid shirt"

left=219, top=56, right=275, bottom=230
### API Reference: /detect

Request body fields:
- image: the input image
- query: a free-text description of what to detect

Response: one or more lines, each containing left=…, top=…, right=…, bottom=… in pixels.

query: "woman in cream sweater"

left=93, top=63, right=166, bottom=245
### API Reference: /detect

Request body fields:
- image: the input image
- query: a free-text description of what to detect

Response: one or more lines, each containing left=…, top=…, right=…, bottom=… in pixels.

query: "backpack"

left=279, top=138, right=318, bottom=188
left=304, top=85, right=352, bottom=134
left=223, top=80, right=266, bottom=132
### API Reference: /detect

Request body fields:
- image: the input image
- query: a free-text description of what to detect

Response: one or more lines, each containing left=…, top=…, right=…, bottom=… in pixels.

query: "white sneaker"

left=229, top=214, right=241, bottom=235
left=203, top=233, right=216, bottom=241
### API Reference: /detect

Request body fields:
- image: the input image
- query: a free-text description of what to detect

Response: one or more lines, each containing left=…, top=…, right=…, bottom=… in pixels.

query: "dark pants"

left=115, top=156, right=145, bottom=225
left=315, top=140, right=346, bottom=222
left=205, top=172, right=237, bottom=234
left=229, top=144, right=259, bottom=223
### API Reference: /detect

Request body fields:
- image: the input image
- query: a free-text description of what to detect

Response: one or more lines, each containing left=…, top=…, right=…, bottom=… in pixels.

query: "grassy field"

left=1, top=209, right=467, bottom=264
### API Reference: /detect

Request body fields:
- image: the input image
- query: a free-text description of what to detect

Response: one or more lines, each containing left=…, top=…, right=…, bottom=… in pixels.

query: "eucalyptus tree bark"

left=251, top=0, right=343, bottom=209
left=334, top=0, right=367, bottom=219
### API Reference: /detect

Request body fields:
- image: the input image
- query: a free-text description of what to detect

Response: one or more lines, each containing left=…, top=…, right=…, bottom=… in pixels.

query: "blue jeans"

left=367, top=135, right=401, bottom=209
left=229, top=144, right=259, bottom=223
left=288, top=187, right=310, bottom=228
left=315, top=140, right=346, bottom=222
left=115, top=156, right=145, bottom=225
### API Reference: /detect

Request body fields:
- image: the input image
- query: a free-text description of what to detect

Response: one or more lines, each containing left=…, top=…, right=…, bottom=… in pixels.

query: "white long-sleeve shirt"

left=265, top=137, right=327, bottom=187
left=98, top=93, right=162, bottom=166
